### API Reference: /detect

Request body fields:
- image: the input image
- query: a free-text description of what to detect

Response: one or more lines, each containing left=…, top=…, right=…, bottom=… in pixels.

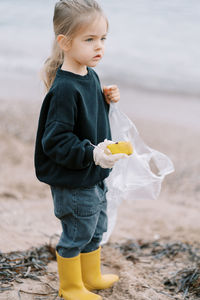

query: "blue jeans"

left=50, top=181, right=108, bottom=258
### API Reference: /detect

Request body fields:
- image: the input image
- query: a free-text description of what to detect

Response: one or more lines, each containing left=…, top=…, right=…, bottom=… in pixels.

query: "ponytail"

left=42, top=39, right=64, bottom=92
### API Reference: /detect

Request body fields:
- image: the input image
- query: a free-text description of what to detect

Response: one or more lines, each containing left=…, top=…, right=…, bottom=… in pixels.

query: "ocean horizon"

left=0, top=0, right=200, bottom=101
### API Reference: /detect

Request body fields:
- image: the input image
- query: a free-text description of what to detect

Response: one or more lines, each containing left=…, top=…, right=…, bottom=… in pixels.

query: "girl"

left=34, top=1, right=126, bottom=299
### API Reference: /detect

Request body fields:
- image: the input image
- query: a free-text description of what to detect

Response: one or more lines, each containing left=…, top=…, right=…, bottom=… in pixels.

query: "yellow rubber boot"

left=80, top=247, right=119, bottom=290
left=56, top=252, right=102, bottom=300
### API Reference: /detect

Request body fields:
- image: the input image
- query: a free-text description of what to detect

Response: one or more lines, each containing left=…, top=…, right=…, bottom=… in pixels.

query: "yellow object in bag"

left=107, top=141, right=133, bottom=155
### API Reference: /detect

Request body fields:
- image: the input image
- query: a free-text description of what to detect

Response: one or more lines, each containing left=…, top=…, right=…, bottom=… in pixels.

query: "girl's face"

left=65, top=15, right=108, bottom=73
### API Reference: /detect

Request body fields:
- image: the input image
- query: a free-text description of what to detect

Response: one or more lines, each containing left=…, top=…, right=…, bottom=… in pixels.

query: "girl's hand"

left=103, top=85, right=120, bottom=104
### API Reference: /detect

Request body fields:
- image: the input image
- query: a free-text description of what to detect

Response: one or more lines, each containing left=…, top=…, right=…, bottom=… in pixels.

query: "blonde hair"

left=42, top=0, right=107, bottom=91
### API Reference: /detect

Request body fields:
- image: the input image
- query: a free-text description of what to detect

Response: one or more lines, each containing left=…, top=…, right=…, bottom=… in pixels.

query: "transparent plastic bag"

left=102, top=103, right=174, bottom=244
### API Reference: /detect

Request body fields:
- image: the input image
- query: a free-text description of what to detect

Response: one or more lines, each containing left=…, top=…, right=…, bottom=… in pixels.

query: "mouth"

left=93, top=54, right=102, bottom=60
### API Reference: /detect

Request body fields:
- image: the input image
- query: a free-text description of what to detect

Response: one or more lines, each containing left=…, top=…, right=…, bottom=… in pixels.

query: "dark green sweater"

left=34, top=67, right=111, bottom=188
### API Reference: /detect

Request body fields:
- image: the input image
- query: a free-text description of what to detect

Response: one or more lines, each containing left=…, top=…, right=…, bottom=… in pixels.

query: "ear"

left=57, top=34, right=71, bottom=52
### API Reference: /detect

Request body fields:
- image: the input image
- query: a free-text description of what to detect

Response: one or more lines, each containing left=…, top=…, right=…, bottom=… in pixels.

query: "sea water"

left=0, top=0, right=200, bottom=100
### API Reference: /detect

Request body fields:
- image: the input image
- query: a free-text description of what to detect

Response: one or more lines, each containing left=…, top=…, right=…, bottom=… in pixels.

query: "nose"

left=94, top=39, right=103, bottom=50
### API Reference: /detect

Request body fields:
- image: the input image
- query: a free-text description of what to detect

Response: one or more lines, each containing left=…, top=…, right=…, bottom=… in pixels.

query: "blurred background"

left=1, top=0, right=200, bottom=99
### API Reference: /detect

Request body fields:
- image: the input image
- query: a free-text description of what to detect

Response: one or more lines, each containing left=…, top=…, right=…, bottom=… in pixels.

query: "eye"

left=85, top=38, right=93, bottom=42
left=101, top=37, right=107, bottom=41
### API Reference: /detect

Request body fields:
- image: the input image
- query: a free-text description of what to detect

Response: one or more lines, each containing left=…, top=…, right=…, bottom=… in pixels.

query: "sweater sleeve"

left=41, top=85, right=94, bottom=170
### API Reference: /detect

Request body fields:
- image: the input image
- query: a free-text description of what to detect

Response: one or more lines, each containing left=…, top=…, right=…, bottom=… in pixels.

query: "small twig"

left=183, top=268, right=198, bottom=299
left=43, top=282, right=57, bottom=292
left=24, top=266, right=31, bottom=277
left=152, top=288, right=178, bottom=299
left=17, top=289, right=22, bottom=300
left=18, top=288, right=57, bottom=296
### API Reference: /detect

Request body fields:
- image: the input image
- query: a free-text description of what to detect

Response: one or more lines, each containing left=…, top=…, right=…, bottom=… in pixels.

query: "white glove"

left=93, top=139, right=128, bottom=169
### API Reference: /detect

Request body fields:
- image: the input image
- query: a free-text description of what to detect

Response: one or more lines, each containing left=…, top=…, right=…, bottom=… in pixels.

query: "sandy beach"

left=0, top=87, right=200, bottom=300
